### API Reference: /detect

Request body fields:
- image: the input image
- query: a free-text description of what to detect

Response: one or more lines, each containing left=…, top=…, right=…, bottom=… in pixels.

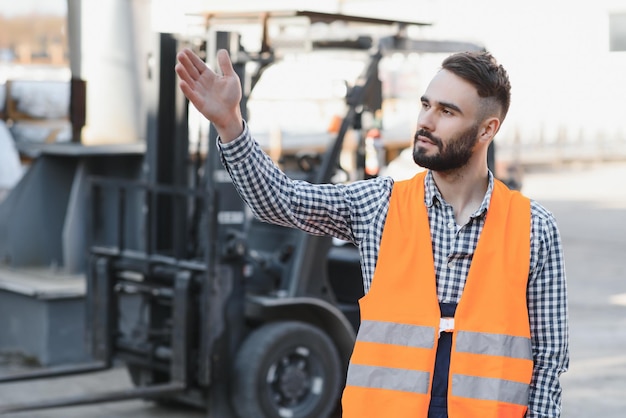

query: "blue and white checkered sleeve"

left=526, top=202, right=570, bottom=417
left=218, top=123, right=392, bottom=245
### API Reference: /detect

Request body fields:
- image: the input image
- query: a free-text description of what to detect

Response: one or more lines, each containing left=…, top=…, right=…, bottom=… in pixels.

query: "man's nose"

left=417, top=109, right=435, bottom=132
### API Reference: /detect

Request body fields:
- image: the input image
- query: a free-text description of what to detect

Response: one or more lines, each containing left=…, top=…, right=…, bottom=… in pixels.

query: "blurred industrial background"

left=0, top=1, right=625, bottom=417
left=2, top=0, right=625, bottom=161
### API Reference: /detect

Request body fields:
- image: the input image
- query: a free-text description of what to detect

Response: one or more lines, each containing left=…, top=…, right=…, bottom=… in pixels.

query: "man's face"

left=412, top=69, right=482, bottom=172
left=412, top=124, right=479, bottom=172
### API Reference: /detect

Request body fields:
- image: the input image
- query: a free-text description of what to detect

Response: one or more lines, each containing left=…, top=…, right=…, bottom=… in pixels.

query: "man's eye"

left=421, top=102, right=430, bottom=109
left=442, top=108, right=453, bottom=115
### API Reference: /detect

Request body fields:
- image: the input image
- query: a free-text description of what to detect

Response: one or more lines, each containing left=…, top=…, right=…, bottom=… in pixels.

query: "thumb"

left=217, top=49, right=236, bottom=77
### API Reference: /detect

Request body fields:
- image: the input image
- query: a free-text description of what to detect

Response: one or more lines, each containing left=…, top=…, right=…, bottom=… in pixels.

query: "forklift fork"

left=0, top=263, right=193, bottom=414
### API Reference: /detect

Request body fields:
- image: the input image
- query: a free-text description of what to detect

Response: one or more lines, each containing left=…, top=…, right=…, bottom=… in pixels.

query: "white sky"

left=3, top=0, right=626, bottom=145
left=0, top=0, right=66, bottom=17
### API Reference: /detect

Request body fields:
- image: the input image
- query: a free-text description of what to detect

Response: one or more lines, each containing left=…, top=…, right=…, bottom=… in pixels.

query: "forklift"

left=0, top=10, right=487, bottom=418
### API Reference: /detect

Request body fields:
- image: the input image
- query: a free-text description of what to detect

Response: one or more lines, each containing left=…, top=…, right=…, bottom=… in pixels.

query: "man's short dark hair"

left=441, top=51, right=511, bottom=123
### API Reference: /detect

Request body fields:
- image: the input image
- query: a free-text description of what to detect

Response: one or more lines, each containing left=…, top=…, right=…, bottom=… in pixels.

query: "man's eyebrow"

left=420, top=95, right=463, bottom=115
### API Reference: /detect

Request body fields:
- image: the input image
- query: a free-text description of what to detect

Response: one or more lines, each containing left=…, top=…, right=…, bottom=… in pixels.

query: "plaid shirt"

left=219, top=123, right=569, bottom=417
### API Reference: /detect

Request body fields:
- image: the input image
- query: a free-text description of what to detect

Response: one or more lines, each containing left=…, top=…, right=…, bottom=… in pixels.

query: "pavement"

left=1, top=160, right=626, bottom=417
left=522, top=160, right=626, bottom=418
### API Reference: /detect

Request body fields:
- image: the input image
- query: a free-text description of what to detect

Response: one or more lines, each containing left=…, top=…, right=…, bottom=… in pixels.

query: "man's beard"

left=412, top=124, right=480, bottom=172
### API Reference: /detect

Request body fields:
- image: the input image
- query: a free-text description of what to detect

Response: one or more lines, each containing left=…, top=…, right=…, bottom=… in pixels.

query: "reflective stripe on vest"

left=341, top=171, right=533, bottom=418
left=347, top=328, right=532, bottom=403
left=346, top=364, right=430, bottom=394
left=346, top=320, right=436, bottom=395
left=452, top=374, right=530, bottom=406
left=358, top=320, right=435, bottom=349
left=456, top=330, right=532, bottom=360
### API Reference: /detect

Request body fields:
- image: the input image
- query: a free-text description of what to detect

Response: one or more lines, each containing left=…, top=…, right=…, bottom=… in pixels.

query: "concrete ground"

left=0, top=160, right=625, bottom=417
left=522, top=160, right=626, bottom=417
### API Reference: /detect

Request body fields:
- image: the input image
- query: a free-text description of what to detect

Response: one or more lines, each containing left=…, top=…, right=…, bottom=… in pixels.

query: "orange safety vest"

left=342, top=171, right=533, bottom=418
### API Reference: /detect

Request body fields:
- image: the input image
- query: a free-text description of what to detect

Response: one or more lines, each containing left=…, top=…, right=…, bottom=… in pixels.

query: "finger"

left=177, top=49, right=201, bottom=80
left=178, top=79, right=193, bottom=100
left=179, top=80, right=207, bottom=115
left=185, top=48, right=210, bottom=77
left=217, top=49, right=236, bottom=77
left=175, top=62, right=195, bottom=87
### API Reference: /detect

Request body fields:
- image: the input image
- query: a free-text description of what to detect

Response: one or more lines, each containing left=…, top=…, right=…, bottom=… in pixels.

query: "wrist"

left=215, top=112, right=244, bottom=143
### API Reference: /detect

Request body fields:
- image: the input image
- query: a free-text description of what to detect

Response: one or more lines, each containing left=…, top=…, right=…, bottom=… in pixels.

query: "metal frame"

left=0, top=177, right=206, bottom=413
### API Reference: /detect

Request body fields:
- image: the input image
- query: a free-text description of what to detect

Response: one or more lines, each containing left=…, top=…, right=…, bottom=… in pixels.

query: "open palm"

left=175, top=48, right=242, bottom=137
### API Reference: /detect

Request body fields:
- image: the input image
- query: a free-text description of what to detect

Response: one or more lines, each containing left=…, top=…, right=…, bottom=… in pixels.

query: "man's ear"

left=479, top=117, right=500, bottom=143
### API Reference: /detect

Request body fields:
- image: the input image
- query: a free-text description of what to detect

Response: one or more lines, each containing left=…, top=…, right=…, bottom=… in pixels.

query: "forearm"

left=218, top=123, right=356, bottom=241
left=213, top=111, right=244, bottom=143
left=527, top=281, right=568, bottom=418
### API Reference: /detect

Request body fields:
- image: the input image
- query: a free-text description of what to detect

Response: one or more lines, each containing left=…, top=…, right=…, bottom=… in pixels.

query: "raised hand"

left=175, top=48, right=244, bottom=142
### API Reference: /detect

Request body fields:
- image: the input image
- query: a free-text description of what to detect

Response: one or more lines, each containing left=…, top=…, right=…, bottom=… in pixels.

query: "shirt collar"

left=424, top=170, right=494, bottom=220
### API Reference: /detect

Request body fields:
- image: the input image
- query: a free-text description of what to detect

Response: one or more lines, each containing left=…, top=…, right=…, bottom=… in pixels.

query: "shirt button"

left=447, top=221, right=455, bottom=229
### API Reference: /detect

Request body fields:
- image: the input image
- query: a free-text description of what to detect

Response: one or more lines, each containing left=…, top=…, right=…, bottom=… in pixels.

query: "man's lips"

left=416, top=135, right=435, bottom=145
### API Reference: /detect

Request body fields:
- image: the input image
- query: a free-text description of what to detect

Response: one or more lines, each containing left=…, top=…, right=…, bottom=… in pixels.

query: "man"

left=176, top=48, right=569, bottom=417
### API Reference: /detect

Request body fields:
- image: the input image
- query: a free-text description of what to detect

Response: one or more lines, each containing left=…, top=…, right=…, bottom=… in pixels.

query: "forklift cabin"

left=0, top=10, right=486, bottom=418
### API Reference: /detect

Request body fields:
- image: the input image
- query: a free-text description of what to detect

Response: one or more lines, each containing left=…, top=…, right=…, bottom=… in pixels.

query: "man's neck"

left=431, top=165, right=489, bottom=226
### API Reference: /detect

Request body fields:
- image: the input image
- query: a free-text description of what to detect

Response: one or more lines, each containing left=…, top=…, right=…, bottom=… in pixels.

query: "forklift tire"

left=231, top=320, right=343, bottom=418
